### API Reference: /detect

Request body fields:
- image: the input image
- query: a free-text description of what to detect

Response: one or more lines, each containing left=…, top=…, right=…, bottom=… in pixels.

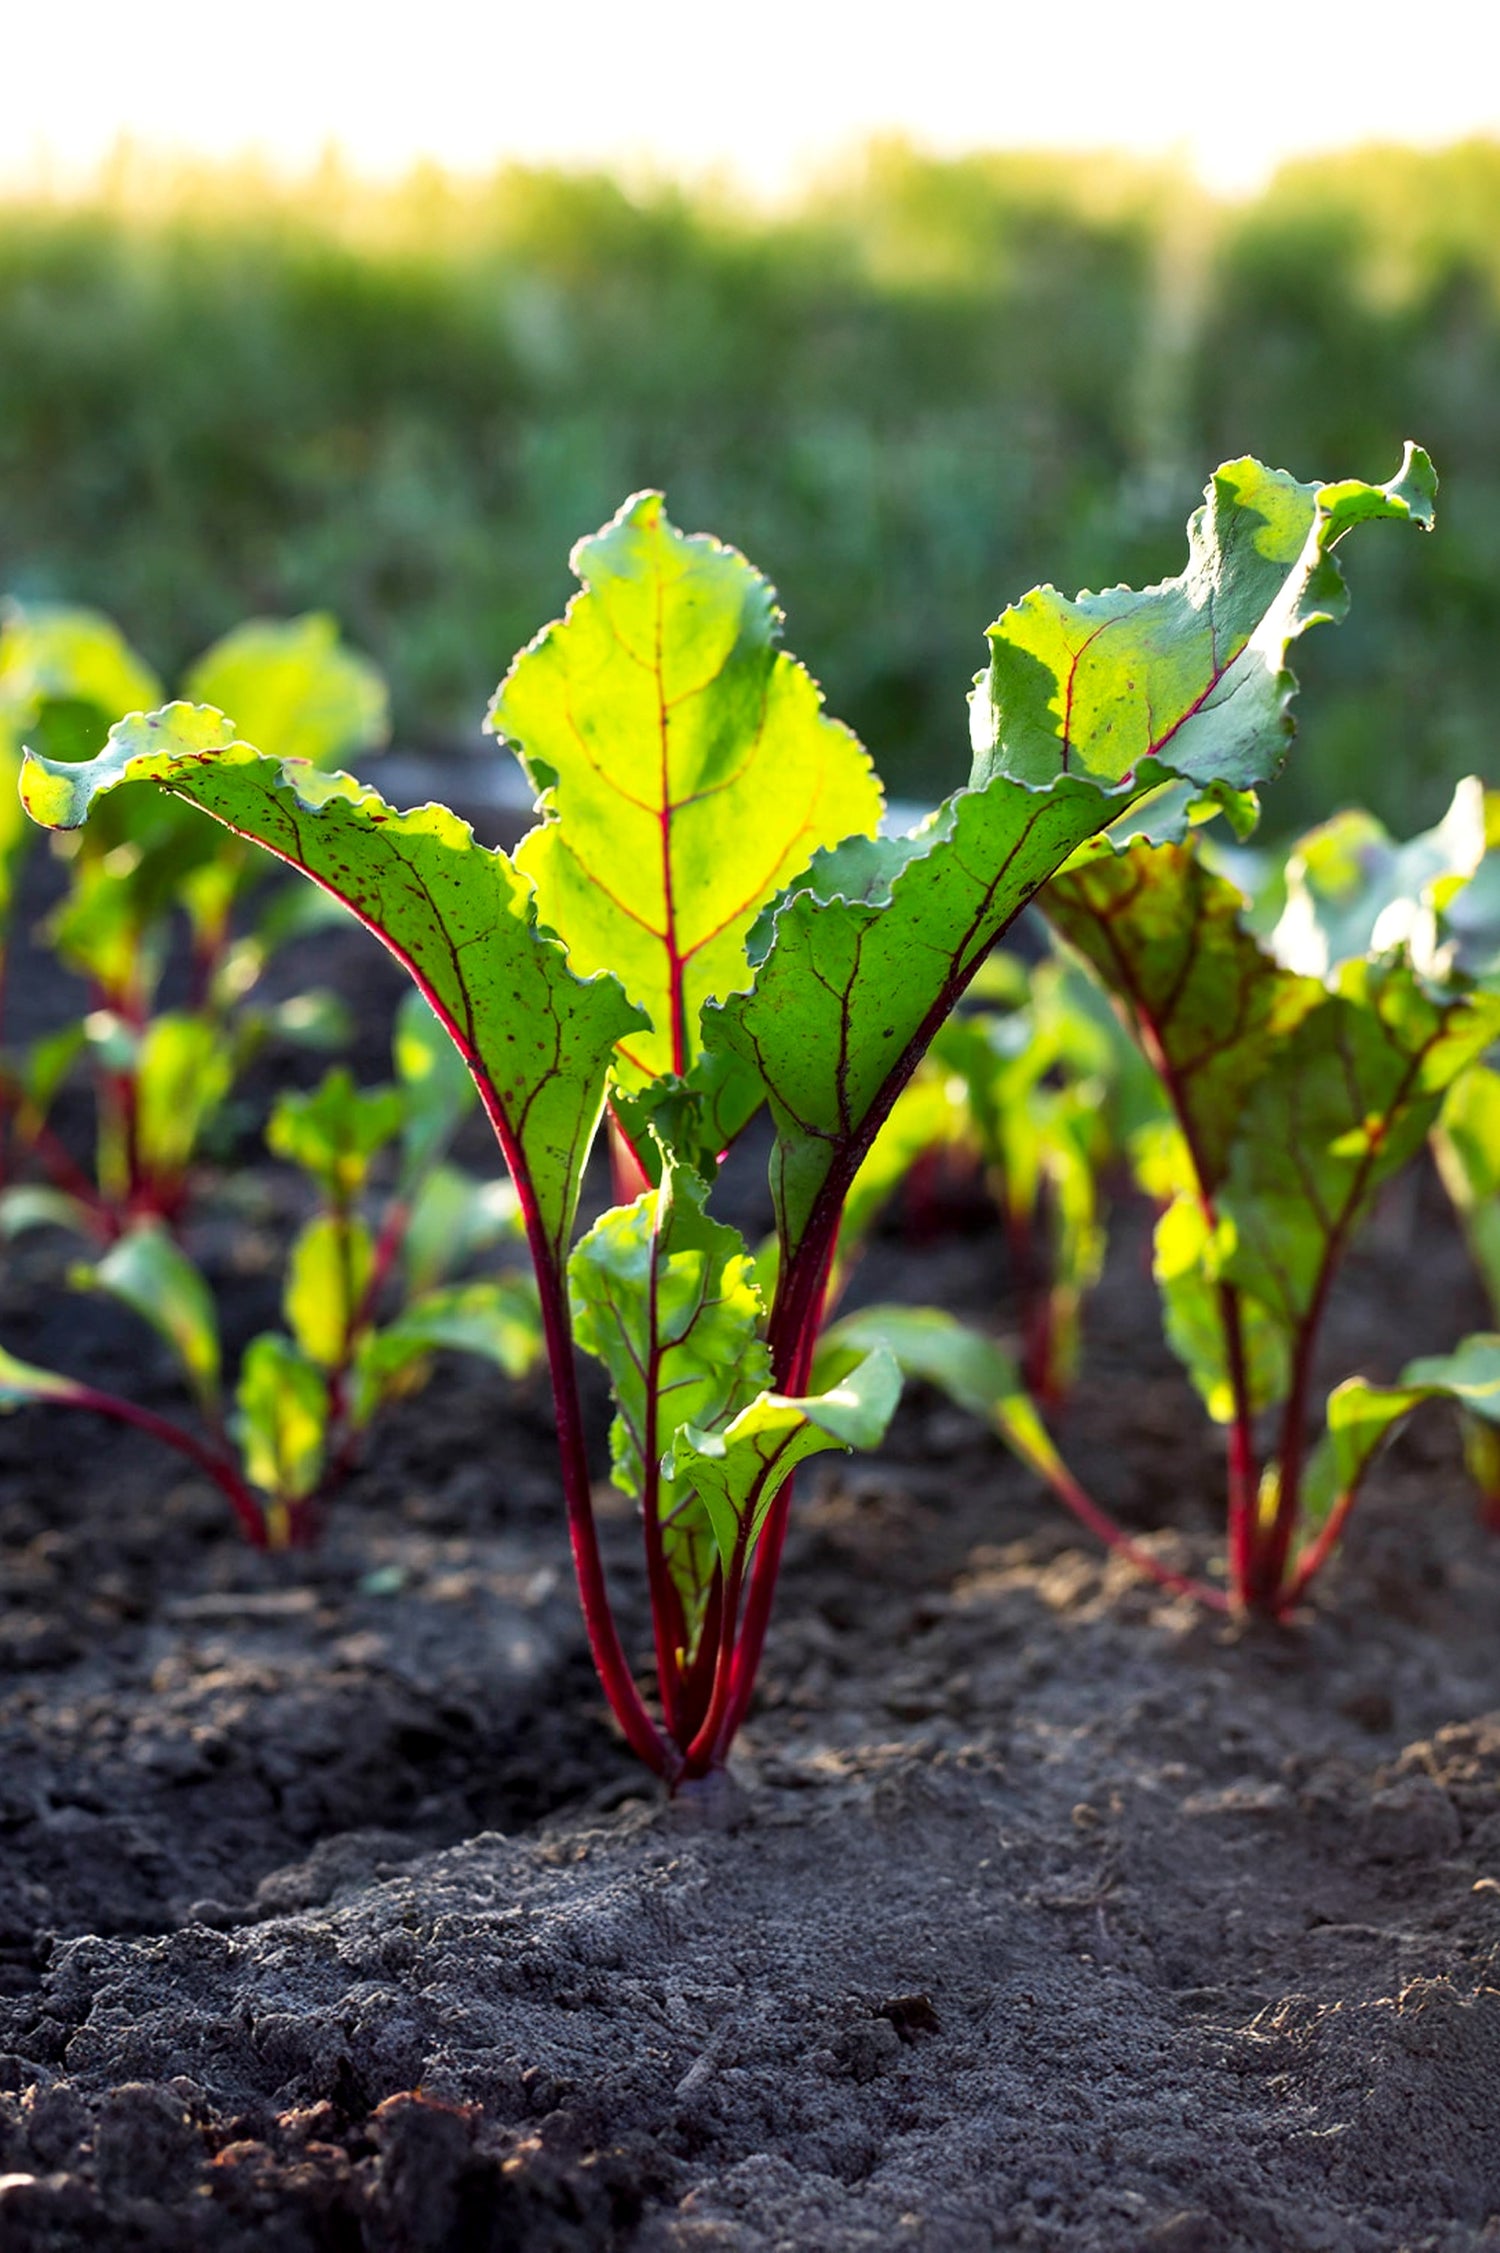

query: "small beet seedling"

left=836, top=801, right=1500, bottom=1614
left=0, top=607, right=386, bottom=1242
left=1273, top=778, right=1500, bottom=1527
left=20, top=454, right=1432, bottom=1780
left=0, top=993, right=540, bottom=1547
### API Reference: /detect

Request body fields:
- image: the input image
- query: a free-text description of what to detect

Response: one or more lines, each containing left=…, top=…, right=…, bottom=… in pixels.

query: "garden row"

left=3, top=443, right=1498, bottom=1793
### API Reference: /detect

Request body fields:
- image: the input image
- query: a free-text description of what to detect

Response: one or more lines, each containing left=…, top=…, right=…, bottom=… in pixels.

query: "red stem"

left=21, top=1118, right=114, bottom=1233
left=1278, top=1485, right=1359, bottom=1611
left=480, top=1089, right=674, bottom=1777
left=641, top=1198, right=689, bottom=1742
left=1249, top=1042, right=1435, bottom=1611
left=684, top=1547, right=748, bottom=1775
left=1030, top=1443, right=1231, bottom=1610
left=676, top=1571, right=725, bottom=1745
left=1080, top=920, right=1264, bottom=1605
left=58, top=1382, right=268, bottom=1547
left=711, top=1231, right=838, bottom=1762
left=1219, top=1282, right=1259, bottom=1604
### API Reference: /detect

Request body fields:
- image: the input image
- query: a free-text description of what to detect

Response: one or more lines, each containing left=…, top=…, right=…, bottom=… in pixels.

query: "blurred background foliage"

left=0, top=138, right=1495, bottom=833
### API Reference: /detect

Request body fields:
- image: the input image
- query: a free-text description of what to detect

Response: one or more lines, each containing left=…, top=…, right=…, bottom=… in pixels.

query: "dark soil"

left=2, top=873, right=1499, bottom=2251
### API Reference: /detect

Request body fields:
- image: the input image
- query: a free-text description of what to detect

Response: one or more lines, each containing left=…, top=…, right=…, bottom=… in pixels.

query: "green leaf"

left=284, top=1213, right=375, bottom=1369
left=234, top=1332, right=328, bottom=1503
left=1217, top=960, right=1500, bottom=1335
left=1402, top=1333, right=1500, bottom=1425
left=1302, top=1335, right=1500, bottom=1530
left=971, top=447, right=1434, bottom=793
left=1442, top=788, right=1500, bottom=987
left=706, top=773, right=1121, bottom=1267
left=132, top=1013, right=235, bottom=1190
left=1151, top=1192, right=1289, bottom=1422
left=400, top=1163, right=523, bottom=1298
left=492, top=491, right=883, bottom=1083
left=815, top=1302, right=1067, bottom=1492
left=708, top=453, right=1421, bottom=1284
left=0, top=601, right=162, bottom=742
left=0, top=1342, right=92, bottom=1411
left=22, top=706, right=645, bottom=1273
left=569, top=1164, right=770, bottom=1628
left=184, top=614, right=388, bottom=771
left=393, top=988, right=476, bottom=1183
left=609, top=1045, right=767, bottom=1189
left=1270, top=776, right=1487, bottom=981
left=0, top=1186, right=98, bottom=1242
left=1045, top=837, right=1323, bottom=1191
left=1433, top=1063, right=1500, bottom=1319
left=82, top=1223, right=222, bottom=1416
left=667, top=1347, right=900, bottom=1573
left=267, top=1065, right=405, bottom=1201
left=353, top=1276, right=544, bottom=1421
left=8, top=1021, right=88, bottom=1142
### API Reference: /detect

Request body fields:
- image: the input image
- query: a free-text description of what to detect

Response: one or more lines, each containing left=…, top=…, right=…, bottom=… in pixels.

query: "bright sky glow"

left=3, top=0, right=1497, bottom=200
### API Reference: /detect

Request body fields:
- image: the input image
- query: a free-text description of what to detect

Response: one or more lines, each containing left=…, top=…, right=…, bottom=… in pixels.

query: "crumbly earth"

left=1, top=909, right=1498, bottom=2250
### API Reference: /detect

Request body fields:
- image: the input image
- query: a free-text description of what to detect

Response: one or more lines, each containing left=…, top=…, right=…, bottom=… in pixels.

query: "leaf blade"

left=492, top=491, right=883, bottom=1081
left=21, top=706, right=647, bottom=1270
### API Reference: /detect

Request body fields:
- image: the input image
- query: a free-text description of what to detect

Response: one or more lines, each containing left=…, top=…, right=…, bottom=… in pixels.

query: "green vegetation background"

left=2, top=141, right=1495, bottom=832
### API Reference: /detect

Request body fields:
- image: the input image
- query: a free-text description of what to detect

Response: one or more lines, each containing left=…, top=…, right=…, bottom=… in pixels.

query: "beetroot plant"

left=834, top=807, right=1500, bottom=1614
left=0, top=992, right=539, bottom=1548
left=19, top=455, right=1432, bottom=1778
left=0, top=607, right=386, bottom=1241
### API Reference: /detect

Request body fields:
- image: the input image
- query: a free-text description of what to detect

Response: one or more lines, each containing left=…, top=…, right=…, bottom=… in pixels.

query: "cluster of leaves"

left=839, top=774, right=1500, bottom=1614
left=17, top=450, right=1433, bottom=1783
left=0, top=605, right=386, bottom=1242
left=0, top=993, right=541, bottom=1548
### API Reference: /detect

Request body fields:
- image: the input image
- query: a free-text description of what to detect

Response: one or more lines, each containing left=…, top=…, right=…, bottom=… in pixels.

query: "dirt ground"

left=1, top=890, right=1498, bottom=2252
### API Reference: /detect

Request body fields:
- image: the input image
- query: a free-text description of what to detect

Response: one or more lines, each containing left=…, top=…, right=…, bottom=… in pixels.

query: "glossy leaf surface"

left=86, top=1225, right=222, bottom=1415
left=284, top=1214, right=375, bottom=1370
left=268, top=1067, right=406, bottom=1202
left=570, top=1167, right=769, bottom=1625
left=1270, top=776, right=1486, bottom=981
left=970, top=447, right=1435, bottom=792
left=668, top=1346, right=899, bottom=1572
left=1217, top=961, right=1500, bottom=1334
left=235, top=1332, right=328, bottom=1503
left=1303, top=1335, right=1500, bottom=1530
left=22, top=708, right=646, bottom=1270
left=1434, top=1063, right=1500, bottom=1319
left=1046, top=838, right=1322, bottom=1191
left=493, top=492, right=882, bottom=1082
left=707, top=776, right=1118, bottom=1265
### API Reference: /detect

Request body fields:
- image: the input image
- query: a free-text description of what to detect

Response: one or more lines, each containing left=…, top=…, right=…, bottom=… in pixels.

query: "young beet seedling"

left=0, top=606, right=386, bottom=1242
left=20, top=454, right=1433, bottom=1781
left=0, top=992, right=541, bottom=1548
left=1272, top=777, right=1500, bottom=1524
left=832, top=808, right=1500, bottom=1614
